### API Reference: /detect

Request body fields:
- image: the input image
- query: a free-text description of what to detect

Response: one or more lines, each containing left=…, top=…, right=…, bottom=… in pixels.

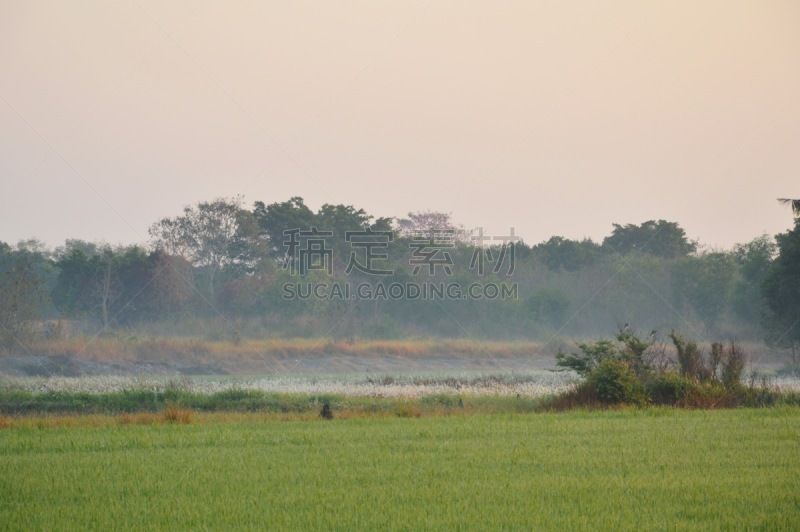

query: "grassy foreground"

left=1, top=408, right=799, bottom=529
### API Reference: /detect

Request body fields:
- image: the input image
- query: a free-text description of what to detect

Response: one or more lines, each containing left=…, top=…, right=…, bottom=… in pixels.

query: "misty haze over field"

left=1, top=2, right=799, bottom=376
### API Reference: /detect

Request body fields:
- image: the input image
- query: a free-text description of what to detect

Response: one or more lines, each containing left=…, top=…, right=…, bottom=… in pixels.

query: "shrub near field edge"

left=552, top=329, right=800, bottom=409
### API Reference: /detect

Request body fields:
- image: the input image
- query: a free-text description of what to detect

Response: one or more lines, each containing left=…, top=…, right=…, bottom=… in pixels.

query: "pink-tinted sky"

left=1, top=0, right=798, bottom=250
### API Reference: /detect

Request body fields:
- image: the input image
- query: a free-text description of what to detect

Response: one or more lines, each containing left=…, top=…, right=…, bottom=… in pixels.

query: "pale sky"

left=1, top=1, right=799, bottom=251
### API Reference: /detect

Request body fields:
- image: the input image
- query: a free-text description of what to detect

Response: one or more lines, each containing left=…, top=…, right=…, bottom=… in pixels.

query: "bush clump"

left=586, top=359, right=647, bottom=406
left=554, top=328, right=755, bottom=409
left=646, top=373, right=695, bottom=405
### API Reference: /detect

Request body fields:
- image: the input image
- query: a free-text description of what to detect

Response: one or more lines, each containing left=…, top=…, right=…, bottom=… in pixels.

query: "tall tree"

left=316, top=204, right=392, bottom=233
left=762, top=218, right=800, bottom=363
left=150, top=197, right=259, bottom=300
left=533, top=236, right=602, bottom=271
left=146, top=250, right=194, bottom=315
left=253, top=197, right=316, bottom=259
left=315, top=204, right=392, bottom=273
left=54, top=239, right=100, bottom=260
left=53, top=245, right=153, bottom=327
left=396, top=210, right=466, bottom=241
left=94, top=247, right=119, bottom=328
left=731, top=235, right=776, bottom=326
left=0, top=244, right=47, bottom=347
left=603, top=220, right=696, bottom=259
left=52, top=249, right=95, bottom=318
left=254, top=197, right=393, bottom=271
left=672, top=252, right=736, bottom=332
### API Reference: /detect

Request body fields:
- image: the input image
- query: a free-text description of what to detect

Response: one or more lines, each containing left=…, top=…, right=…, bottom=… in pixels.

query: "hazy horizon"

left=2, top=1, right=799, bottom=250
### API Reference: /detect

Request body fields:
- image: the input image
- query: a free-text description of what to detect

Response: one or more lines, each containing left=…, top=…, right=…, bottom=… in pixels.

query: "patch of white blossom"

left=4, top=370, right=800, bottom=397
left=0, top=371, right=581, bottom=398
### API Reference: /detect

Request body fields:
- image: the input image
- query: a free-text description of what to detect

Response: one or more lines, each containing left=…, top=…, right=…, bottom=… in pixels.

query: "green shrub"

left=551, top=329, right=775, bottom=410
left=680, top=381, right=738, bottom=409
left=586, top=359, right=647, bottom=406
left=616, top=330, right=655, bottom=378
left=646, top=373, right=695, bottom=405
left=645, top=375, right=738, bottom=408
left=738, top=385, right=782, bottom=408
left=537, top=382, right=602, bottom=411
left=556, top=329, right=661, bottom=380
left=556, top=339, right=617, bottom=377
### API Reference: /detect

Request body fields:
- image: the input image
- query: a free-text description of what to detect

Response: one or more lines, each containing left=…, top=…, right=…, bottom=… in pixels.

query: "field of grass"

left=2, top=407, right=798, bottom=529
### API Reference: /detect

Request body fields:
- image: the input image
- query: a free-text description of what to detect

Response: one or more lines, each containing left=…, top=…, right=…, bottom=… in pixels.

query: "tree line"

left=1, top=197, right=798, bottom=356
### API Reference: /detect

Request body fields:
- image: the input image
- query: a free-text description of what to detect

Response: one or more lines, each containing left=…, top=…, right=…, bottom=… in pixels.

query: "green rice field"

left=2, top=407, right=799, bottom=529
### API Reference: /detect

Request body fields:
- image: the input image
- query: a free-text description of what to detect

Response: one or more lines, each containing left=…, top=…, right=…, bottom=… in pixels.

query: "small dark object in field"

left=458, top=398, right=464, bottom=408
left=320, top=402, right=333, bottom=420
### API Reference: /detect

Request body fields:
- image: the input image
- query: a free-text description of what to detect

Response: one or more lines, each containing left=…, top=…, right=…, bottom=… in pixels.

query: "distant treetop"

left=602, top=220, right=696, bottom=259
left=396, top=211, right=468, bottom=242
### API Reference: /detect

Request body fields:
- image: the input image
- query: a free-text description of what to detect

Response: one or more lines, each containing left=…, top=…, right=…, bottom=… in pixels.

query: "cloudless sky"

left=1, top=0, right=798, bottom=250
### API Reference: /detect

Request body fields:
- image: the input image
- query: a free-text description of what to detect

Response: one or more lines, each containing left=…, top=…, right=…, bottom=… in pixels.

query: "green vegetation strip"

left=0, top=389, right=340, bottom=416
left=0, top=389, right=542, bottom=417
left=2, top=408, right=799, bottom=529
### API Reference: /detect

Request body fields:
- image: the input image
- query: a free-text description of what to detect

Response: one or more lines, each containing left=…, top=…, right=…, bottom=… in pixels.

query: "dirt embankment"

left=1, top=338, right=784, bottom=378
left=0, top=337, right=557, bottom=377
left=0, top=354, right=220, bottom=377
left=0, top=353, right=557, bottom=377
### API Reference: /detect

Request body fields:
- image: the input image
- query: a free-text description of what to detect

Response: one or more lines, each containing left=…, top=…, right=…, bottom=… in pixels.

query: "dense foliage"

left=554, top=329, right=774, bottom=408
left=0, top=197, right=795, bottom=351
left=762, top=218, right=800, bottom=363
